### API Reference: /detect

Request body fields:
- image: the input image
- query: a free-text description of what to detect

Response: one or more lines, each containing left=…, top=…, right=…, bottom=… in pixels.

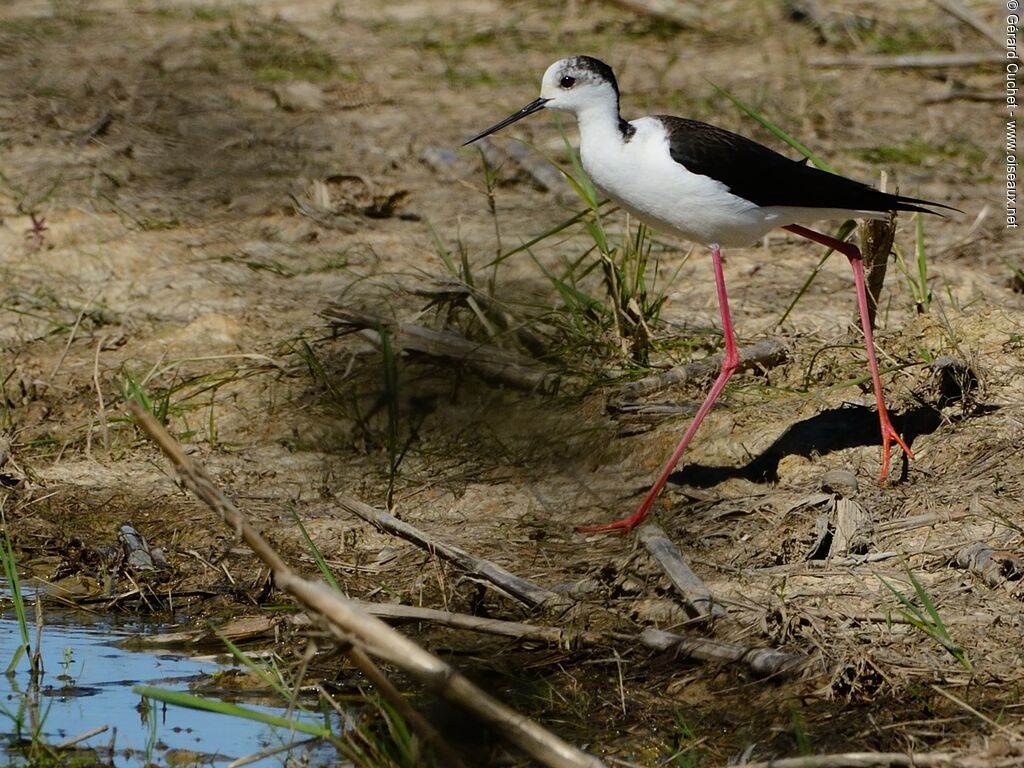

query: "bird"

left=463, top=55, right=954, bottom=535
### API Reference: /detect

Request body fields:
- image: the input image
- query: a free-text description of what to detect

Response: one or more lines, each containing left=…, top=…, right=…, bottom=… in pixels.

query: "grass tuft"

left=878, top=565, right=972, bottom=671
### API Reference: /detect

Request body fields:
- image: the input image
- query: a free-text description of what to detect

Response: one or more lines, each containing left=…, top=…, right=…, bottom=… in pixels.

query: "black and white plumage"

left=658, top=117, right=944, bottom=215
left=465, top=55, right=951, bottom=534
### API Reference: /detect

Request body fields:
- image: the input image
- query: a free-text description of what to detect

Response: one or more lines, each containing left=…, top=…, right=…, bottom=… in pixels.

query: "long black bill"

left=463, top=97, right=549, bottom=146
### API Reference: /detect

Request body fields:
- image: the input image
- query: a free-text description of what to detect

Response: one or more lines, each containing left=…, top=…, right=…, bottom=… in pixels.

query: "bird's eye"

left=560, top=75, right=576, bottom=88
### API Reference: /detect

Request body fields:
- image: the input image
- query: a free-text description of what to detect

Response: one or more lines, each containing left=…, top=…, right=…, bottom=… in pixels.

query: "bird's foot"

left=878, top=414, right=914, bottom=482
left=577, top=507, right=650, bottom=536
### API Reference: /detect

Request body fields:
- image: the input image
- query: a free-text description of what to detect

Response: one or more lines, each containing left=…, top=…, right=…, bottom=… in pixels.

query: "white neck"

left=572, top=99, right=623, bottom=148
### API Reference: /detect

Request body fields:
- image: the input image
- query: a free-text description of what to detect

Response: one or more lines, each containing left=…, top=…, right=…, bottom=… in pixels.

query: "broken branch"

left=336, top=494, right=570, bottom=609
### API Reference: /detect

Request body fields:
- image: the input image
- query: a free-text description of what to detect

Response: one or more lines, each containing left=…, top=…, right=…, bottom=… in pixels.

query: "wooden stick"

left=605, top=0, right=702, bottom=28
left=321, top=306, right=563, bottom=394
left=228, top=737, right=321, bottom=768
left=638, top=523, right=729, bottom=620
left=136, top=600, right=803, bottom=678
left=336, top=494, right=569, bottom=609
left=55, top=725, right=110, bottom=750
left=639, top=627, right=804, bottom=677
left=730, top=751, right=960, bottom=768
left=129, top=401, right=607, bottom=768
left=859, top=174, right=895, bottom=331
left=367, top=605, right=798, bottom=674
left=364, top=602, right=591, bottom=644
left=614, top=339, right=787, bottom=399
left=928, top=0, right=1004, bottom=51
left=810, top=52, right=1004, bottom=68
left=867, top=512, right=968, bottom=535
left=954, top=542, right=1023, bottom=589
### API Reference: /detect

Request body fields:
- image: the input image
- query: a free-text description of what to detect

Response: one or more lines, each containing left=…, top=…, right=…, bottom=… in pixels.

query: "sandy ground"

left=1, top=0, right=1023, bottom=765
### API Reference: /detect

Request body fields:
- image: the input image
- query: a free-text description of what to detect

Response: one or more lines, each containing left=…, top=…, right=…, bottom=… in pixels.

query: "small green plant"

left=135, top=682, right=432, bottom=767
left=143, top=694, right=159, bottom=764
left=0, top=532, right=58, bottom=762
left=788, top=702, right=811, bottom=755
left=670, top=712, right=704, bottom=767
left=214, top=632, right=298, bottom=703
left=477, top=151, right=505, bottom=268
left=121, top=366, right=173, bottom=426
left=893, top=212, right=933, bottom=313
left=0, top=528, right=31, bottom=675
left=292, top=510, right=343, bottom=594
left=291, top=337, right=347, bottom=406
left=119, top=357, right=266, bottom=442
left=134, top=685, right=334, bottom=738
left=878, top=565, right=972, bottom=671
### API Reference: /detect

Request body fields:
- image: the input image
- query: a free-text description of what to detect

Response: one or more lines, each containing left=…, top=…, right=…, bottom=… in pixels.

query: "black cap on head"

left=564, top=55, right=619, bottom=101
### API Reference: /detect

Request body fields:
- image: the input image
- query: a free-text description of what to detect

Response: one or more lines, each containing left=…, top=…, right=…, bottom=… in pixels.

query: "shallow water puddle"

left=1, top=586, right=334, bottom=766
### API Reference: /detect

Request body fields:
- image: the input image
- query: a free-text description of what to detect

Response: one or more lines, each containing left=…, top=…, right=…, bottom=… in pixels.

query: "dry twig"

left=137, top=598, right=804, bottom=678
left=729, top=751, right=960, bottom=768
left=640, top=627, right=804, bottom=676
left=638, top=523, right=729, bottom=620
left=338, top=498, right=802, bottom=676
left=322, top=305, right=563, bottom=393
left=604, top=0, right=702, bottom=27
left=810, top=52, right=1004, bottom=68
left=55, top=725, right=110, bottom=750
left=859, top=174, right=895, bottom=332
left=614, top=339, right=787, bottom=399
left=954, top=542, right=1024, bottom=590
left=928, top=0, right=1004, bottom=50
left=336, top=494, right=569, bottom=609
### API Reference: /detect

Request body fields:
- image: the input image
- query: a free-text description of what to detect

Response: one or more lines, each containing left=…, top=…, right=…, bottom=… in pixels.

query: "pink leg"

left=579, top=244, right=739, bottom=535
left=783, top=224, right=913, bottom=481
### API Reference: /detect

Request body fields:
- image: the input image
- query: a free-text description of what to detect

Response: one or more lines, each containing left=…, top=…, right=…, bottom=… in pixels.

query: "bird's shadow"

left=668, top=401, right=997, bottom=488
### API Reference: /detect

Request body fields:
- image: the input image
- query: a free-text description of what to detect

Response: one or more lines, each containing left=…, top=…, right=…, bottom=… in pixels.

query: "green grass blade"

left=292, top=510, right=343, bottom=594
left=877, top=573, right=927, bottom=625
left=427, top=222, right=457, bottom=277
left=0, top=530, right=30, bottom=674
left=214, top=632, right=294, bottom=702
left=877, top=571, right=971, bottom=670
left=527, top=248, right=604, bottom=316
left=133, top=685, right=334, bottom=739
left=485, top=206, right=606, bottom=269
left=904, top=568, right=953, bottom=646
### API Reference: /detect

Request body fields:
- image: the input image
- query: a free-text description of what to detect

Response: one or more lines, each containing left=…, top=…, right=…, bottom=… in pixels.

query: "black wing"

left=660, top=117, right=955, bottom=214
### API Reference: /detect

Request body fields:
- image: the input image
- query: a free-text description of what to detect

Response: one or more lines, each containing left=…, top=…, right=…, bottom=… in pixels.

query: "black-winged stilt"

left=464, top=56, right=953, bottom=534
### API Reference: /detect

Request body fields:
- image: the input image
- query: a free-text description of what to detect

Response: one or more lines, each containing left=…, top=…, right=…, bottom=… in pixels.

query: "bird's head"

left=538, top=56, right=620, bottom=114
left=464, top=56, right=620, bottom=145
